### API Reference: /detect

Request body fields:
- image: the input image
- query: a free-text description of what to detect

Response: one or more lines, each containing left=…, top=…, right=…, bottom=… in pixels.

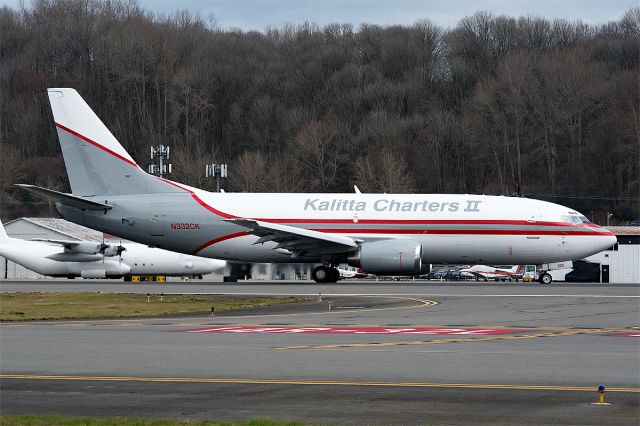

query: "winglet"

left=16, top=184, right=112, bottom=211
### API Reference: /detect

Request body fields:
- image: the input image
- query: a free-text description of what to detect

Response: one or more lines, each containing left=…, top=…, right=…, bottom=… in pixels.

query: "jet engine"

left=347, top=239, right=422, bottom=274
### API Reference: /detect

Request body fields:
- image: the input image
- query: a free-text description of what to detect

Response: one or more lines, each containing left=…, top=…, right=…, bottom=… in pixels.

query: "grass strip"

left=0, top=416, right=310, bottom=426
left=0, top=292, right=303, bottom=321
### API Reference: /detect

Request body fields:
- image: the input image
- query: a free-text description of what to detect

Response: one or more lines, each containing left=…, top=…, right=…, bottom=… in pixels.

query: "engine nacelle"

left=69, top=242, right=105, bottom=255
left=348, top=239, right=422, bottom=275
left=102, top=245, right=126, bottom=257
left=46, top=252, right=104, bottom=262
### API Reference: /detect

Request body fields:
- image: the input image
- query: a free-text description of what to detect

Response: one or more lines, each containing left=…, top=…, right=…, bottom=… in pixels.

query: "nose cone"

left=591, top=226, right=617, bottom=253
left=603, top=234, right=617, bottom=250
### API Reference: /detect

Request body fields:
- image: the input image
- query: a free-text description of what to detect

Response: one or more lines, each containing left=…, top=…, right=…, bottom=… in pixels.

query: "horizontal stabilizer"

left=16, top=184, right=112, bottom=211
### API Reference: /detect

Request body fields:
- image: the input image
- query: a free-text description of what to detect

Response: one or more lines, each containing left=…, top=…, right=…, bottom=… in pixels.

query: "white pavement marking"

left=161, top=292, right=640, bottom=298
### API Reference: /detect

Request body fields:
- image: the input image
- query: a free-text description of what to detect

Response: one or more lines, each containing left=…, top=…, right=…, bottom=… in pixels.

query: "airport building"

left=584, top=226, right=640, bottom=283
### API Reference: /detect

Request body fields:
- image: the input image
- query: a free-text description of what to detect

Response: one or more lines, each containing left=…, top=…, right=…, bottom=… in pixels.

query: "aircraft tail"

left=47, top=88, right=179, bottom=196
left=0, top=221, right=9, bottom=242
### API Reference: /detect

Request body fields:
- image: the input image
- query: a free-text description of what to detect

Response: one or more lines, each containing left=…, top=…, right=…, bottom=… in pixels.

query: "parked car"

left=430, top=268, right=449, bottom=280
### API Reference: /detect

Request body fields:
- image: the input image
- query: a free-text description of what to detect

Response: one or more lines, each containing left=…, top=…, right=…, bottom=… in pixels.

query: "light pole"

left=148, top=145, right=172, bottom=178
left=205, top=163, right=227, bottom=192
left=606, top=212, right=613, bottom=227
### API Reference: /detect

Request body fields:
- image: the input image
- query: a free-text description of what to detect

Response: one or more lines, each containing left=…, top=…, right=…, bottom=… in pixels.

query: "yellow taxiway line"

left=278, top=328, right=611, bottom=350
left=1, top=374, right=638, bottom=393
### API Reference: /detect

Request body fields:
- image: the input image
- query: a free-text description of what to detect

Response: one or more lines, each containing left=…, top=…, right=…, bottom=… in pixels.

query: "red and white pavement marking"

left=611, top=333, right=640, bottom=337
left=178, top=326, right=527, bottom=335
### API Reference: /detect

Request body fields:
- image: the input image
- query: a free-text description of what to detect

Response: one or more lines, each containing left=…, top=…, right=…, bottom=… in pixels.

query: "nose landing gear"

left=312, top=265, right=340, bottom=283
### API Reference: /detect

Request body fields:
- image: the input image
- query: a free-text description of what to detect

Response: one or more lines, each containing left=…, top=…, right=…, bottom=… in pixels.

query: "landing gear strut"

left=312, top=265, right=339, bottom=283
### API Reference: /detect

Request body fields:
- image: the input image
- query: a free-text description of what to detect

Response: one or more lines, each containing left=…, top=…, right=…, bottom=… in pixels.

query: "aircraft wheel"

left=538, top=273, right=552, bottom=284
left=312, top=266, right=339, bottom=283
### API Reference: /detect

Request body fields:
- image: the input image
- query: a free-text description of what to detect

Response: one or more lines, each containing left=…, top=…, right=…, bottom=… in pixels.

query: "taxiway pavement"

left=1, top=281, right=638, bottom=424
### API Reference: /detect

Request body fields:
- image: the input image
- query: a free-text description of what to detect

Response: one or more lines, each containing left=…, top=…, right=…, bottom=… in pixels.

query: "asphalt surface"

left=1, top=280, right=639, bottom=424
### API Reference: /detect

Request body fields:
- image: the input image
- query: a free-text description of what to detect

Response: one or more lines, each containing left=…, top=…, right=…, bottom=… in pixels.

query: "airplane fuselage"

left=57, top=189, right=616, bottom=266
left=0, top=237, right=223, bottom=278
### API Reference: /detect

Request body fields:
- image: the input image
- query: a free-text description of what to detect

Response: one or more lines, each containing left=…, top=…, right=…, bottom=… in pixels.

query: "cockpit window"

left=562, top=215, right=589, bottom=225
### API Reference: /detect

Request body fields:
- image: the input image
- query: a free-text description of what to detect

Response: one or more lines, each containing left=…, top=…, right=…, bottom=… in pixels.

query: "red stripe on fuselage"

left=191, top=231, right=249, bottom=255
left=55, top=123, right=138, bottom=167
left=309, top=228, right=609, bottom=236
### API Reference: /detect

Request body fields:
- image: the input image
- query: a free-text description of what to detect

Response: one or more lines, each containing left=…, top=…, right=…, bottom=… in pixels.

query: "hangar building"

left=585, top=226, right=640, bottom=283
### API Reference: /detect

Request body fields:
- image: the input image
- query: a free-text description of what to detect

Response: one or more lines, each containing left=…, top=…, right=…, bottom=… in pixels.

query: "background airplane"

left=459, top=265, right=523, bottom=281
left=17, top=88, right=616, bottom=284
left=0, top=221, right=225, bottom=279
left=337, top=265, right=373, bottom=280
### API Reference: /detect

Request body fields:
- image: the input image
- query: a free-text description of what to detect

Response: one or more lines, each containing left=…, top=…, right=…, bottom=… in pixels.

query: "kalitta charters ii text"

left=304, top=198, right=482, bottom=213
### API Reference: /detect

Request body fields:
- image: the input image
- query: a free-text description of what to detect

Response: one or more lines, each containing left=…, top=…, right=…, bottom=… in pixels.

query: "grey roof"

left=4, top=217, right=105, bottom=242
left=606, top=226, right=640, bottom=236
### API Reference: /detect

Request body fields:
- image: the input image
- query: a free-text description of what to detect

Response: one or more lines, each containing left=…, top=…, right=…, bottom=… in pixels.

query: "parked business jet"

left=16, top=89, right=616, bottom=284
left=459, top=265, right=523, bottom=281
left=0, top=221, right=224, bottom=279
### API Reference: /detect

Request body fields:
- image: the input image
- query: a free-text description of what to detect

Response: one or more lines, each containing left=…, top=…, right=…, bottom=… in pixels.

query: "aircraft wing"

left=225, top=218, right=359, bottom=257
left=32, top=239, right=101, bottom=251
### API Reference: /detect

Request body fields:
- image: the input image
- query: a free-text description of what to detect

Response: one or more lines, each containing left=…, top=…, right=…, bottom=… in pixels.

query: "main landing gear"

left=312, top=265, right=339, bottom=283
left=538, top=272, right=553, bottom=284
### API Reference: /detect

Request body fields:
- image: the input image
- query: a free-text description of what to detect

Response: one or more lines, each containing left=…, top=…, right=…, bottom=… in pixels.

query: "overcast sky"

left=1, top=0, right=635, bottom=30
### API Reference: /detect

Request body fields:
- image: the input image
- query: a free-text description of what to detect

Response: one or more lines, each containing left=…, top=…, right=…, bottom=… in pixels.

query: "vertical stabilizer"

left=47, top=88, right=179, bottom=196
left=0, top=221, right=9, bottom=242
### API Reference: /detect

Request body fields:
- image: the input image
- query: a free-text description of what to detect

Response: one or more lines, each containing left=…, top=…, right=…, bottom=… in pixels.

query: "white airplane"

left=459, top=265, right=523, bottom=281
left=16, top=88, right=616, bottom=284
left=337, top=265, right=373, bottom=280
left=0, top=221, right=225, bottom=279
